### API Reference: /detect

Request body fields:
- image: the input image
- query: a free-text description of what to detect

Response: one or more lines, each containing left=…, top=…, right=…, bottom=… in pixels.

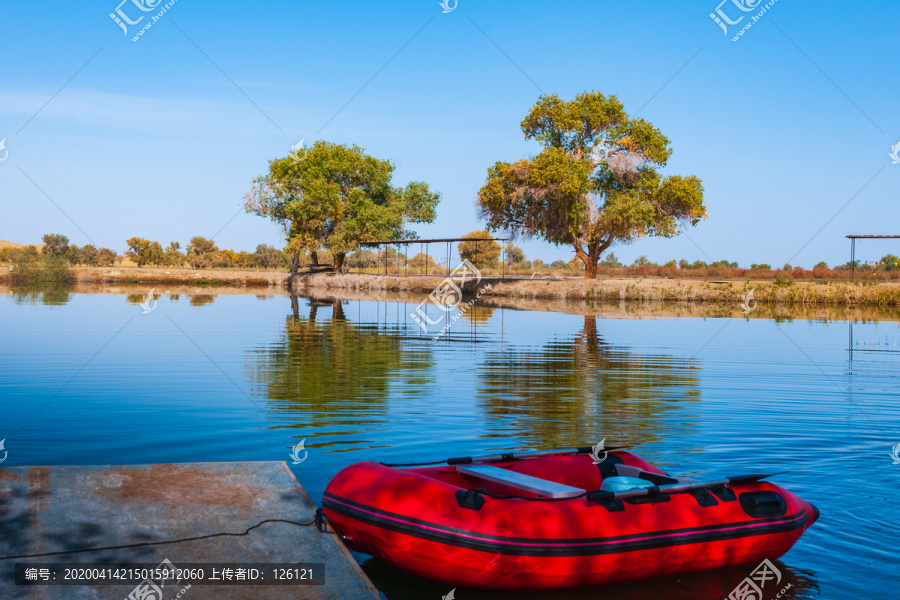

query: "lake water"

left=1, top=289, right=899, bottom=599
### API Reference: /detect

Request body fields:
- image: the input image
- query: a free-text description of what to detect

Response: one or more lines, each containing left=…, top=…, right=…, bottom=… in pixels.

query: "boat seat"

left=456, top=464, right=586, bottom=499
left=614, top=464, right=680, bottom=485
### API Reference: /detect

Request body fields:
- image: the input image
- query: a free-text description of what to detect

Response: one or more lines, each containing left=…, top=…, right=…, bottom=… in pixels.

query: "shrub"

left=10, top=254, right=73, bottom=285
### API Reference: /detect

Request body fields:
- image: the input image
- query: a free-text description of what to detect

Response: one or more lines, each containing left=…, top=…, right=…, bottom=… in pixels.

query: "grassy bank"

left=4, top=266, right=900, bottom=307
left=0, top=266, right=289, bottom=288
left=288, top=272, right=900, bottom=307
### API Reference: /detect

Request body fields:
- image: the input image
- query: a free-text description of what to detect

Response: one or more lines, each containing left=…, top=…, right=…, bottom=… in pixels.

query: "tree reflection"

left=9, top=286, right=70, bottom=306
left=478, top=316, right=701, bottom=448
left=458, top=303, right=497, bottom=324
left=248, top=295, right=434, bottom=444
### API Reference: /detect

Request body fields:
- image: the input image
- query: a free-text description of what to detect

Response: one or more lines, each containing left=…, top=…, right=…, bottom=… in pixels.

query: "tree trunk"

left=333, top=253, right=345, bottom=272
left=311, top=251, right=319, bottom=265
left=289, top=252, right=300, bottom=274
left=332, top=300, right=346, bottom=320
left=290, top=293, right=299, bottom=320
left=584, top=259, right=598, bottom=279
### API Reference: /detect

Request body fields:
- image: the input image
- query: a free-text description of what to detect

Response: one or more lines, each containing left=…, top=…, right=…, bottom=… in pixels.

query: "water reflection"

left=7, top=286, right=71, bottom=306
left=458, top=304, right=497, bottom=324
left=248, top=295, right=434, bottom=448
left=478, top=316, right=701, bottom=448
left=362, top=557, right=819, bottom=600
left=189, top=294, right=215, bottom=306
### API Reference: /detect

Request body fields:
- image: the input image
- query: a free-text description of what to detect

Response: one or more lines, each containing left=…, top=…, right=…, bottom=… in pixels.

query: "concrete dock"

left=0, top=462, right=380, bottom=600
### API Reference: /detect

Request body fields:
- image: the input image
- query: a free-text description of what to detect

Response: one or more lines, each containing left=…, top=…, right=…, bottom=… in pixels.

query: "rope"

left=0, top=511, right=325, bottom=561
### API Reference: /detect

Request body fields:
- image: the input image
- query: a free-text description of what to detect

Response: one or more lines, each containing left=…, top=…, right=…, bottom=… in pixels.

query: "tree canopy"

left=477, top=90, right=706, bottom=278
left=245, top=141, right=440, bottom=272
left=457, top=229, right=501, bottom=268
left=41, top=234, right=69, bottom=257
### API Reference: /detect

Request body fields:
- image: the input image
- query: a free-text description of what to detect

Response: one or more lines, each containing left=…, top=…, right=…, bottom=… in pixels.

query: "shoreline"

left=288, top=272, right=900, bottom=308
left=4, top=267, right=900, bottom=309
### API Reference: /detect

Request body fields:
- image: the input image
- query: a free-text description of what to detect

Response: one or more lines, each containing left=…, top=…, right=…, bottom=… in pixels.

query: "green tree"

left=600, top=252, right=622, bottom=268
left=245, top=141, right=440, bottom=273
left=254, top=244, right=284, bottom=269
left=97, top=248, right=117, bottom=266
left=477, top=91, right=705, bottom=279
left=881, top=254, right=899, bottom=271
left=408, top=253, right=436, bottom=271
left=678, top=259, right=689, bottom=269
left=457, top=230, right=501, bottom=269
left=568, top=257, right=584, bottom=272
left=41, top=234, right=70, bottom=257
left=504, top=243, right=525, bottom=265
left=125, top=237, right=153, bottom=267
left=80, top=245, right=99, bottom=266
left=145, top=242, right=165, bottom=267
left=813, top=261, right=828, bottom=270
left=710, top=259, right=738, bottom=268
left=65, top=244, right=82, bottom=265
left=632, top=255, right=652, bottom=267
left=164, top=242, right=185, bottom=267
left=750, top=263, right=771, bottom=270
left=186, top=237, right=218, bottom=269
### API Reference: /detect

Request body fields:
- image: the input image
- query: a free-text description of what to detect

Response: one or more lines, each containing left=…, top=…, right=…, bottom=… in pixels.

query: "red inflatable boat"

left=322, top=448, right=818, bottom=590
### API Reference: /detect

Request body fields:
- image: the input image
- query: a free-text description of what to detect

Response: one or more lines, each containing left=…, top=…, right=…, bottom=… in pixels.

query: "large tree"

left=245, top=141, right=440, bottom=273
left=457, top=229, right=501, bottom=269
left=477, top=91, right=706, bottom=278
left=41, top=233, right=70, bottom=257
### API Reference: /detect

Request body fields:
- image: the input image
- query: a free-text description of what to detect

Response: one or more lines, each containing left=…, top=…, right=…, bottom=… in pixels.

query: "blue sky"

left=0, top=0, right=897, bottom=267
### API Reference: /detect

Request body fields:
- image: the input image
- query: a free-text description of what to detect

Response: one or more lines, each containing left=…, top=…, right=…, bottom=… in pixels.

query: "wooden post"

left=850, top=237, right=855, bottom=282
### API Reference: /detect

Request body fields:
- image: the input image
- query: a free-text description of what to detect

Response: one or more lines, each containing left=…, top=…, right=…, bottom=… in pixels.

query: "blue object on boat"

left=600, top=476, right=656, bottom=492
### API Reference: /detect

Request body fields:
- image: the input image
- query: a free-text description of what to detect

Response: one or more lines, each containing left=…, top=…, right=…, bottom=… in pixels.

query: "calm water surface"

left=1, top=290, right=899, bottom=599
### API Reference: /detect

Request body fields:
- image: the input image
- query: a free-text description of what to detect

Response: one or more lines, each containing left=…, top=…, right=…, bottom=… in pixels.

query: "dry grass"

left=289, top=273, right=900, bottom=307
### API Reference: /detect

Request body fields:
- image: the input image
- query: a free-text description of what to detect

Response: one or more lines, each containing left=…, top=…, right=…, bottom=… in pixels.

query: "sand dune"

left=0, top=238, right=44, bottom=250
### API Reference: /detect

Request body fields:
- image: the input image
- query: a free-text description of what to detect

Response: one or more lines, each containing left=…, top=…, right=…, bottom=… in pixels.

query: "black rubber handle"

left=586, top=491, right=616, bottom=502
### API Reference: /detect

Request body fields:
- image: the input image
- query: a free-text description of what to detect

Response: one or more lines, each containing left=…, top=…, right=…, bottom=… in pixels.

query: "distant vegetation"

left=124, top=236, right=288, bottom=270
left=0, top=238, right=74, bottom=286
left=3, top=232, right=897, bottom=283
